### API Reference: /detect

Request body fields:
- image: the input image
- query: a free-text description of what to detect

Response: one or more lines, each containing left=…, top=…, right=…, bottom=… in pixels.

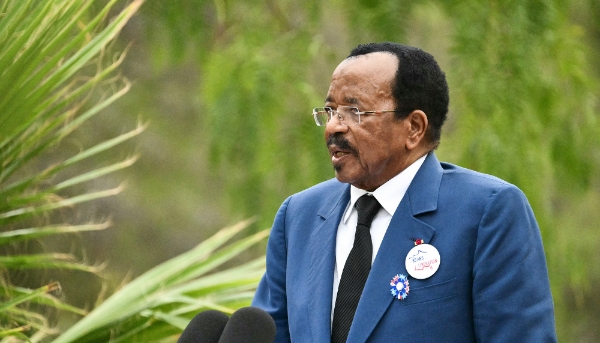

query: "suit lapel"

left=347, top=153, right=444, bottom=343
left=307, top=184, right=350, bottom=342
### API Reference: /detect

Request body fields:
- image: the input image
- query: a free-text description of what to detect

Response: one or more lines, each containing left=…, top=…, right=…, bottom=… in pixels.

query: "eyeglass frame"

left=312, top=106, right=402, bottom=126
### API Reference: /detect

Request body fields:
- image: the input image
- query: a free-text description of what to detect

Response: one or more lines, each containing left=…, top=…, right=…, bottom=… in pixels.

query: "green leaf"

left=0, top=254, right=99, bottom=272
left=52, top=220, right=267, bottom=343
left=0, top=282, right=59, bottom=313
left=0, top=223, right=109, bottom=246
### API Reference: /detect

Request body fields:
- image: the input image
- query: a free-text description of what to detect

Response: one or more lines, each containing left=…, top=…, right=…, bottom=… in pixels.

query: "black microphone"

left=178, top=309, right=229, bottom=343
left=217, top=307, right=276, bottom=343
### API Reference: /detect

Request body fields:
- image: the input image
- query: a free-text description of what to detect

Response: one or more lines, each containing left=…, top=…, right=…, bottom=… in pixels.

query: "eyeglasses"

left=312, top=106, right=401, bottom=126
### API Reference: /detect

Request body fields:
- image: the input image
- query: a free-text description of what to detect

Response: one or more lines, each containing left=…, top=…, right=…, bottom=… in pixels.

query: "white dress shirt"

left=331, top=155, right=427, bottom=322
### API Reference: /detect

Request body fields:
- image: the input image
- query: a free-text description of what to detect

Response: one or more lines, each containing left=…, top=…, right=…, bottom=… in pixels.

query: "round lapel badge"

left=405, top=244, right=441, bottom=279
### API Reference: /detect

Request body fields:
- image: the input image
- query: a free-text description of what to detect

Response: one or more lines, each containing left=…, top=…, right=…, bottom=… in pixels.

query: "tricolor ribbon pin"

left=390, top=274, right=410, bottom=300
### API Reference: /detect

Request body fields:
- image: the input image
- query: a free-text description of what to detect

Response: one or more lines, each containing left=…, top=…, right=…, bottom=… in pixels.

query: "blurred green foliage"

left=3, top=0, right=597, bottom=341
left=106, top=0, right=599, bottom=341
left=0, top=0, right=144, bottom=340
left=54, top=220, right=267, bottom=343
left=0, top=1, right=269, bottom=341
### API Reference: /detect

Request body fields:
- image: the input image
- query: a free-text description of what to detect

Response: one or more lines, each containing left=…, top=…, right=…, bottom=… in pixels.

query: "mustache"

left=326, top=133, right=355, bottom=153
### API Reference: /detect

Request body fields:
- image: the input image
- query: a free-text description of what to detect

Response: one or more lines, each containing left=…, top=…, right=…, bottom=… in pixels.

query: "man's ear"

left=405, top=110, right=428, bottom=150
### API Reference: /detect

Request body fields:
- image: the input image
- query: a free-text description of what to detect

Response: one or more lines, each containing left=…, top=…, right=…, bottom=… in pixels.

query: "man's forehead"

left=335, top=52, right=398, bottom=74
left=326, top=52, right=397, bottom=104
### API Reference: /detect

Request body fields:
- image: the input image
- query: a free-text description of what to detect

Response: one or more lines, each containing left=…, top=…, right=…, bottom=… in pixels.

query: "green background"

left=48, top=0, right=600, bottom=341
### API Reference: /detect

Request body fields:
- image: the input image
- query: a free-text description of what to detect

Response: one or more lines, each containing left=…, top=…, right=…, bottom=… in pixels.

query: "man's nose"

left=324, top=112, right=348, bottom=136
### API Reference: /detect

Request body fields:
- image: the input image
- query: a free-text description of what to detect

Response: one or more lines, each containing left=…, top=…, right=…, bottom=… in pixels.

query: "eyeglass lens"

left=313, top=107, right=359, bottom=126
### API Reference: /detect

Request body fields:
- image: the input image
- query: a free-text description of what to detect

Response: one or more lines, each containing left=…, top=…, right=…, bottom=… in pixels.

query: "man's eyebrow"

left=324, top=96, right=360, bottom=105
left=344, top=97, right=359, bottom=105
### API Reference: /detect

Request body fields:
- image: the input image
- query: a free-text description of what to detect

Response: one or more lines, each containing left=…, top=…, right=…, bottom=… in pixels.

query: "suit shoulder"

left=289, top=178, right=346, bottom=203
left=277, top=178, right=348, bottom=228
left=439, top=161, right=516, bottom=190
left=437, top=161, right=530, bottom=206
left=280, top=179, right=348, bottom=216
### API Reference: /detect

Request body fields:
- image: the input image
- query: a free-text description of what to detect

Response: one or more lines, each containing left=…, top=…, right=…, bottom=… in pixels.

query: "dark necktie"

left=331, top=194, right=382, bottom=343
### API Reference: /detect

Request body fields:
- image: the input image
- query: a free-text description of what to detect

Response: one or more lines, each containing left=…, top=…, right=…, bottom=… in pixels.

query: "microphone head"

left=178, top=309, right=229, bottom=343
left=217, top=307, right=276, bottom=343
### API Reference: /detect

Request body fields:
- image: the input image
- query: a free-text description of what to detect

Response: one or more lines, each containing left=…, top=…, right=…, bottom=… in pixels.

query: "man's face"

left=325, top=52, right=411, bottom=191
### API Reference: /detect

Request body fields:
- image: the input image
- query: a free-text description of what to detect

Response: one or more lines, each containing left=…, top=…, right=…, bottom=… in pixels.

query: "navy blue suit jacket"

left=252, top=153, right=557, bottom=342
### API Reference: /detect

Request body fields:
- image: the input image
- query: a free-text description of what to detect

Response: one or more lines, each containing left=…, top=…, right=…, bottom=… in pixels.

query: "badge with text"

left=404, top=244, right=441, bottom=279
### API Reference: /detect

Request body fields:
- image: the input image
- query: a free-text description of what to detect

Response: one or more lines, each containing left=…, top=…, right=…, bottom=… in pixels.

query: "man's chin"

left=333, top=169, right=352, bottom=184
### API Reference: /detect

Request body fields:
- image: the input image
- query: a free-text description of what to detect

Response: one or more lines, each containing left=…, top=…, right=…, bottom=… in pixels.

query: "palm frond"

left=0, top=223, right=109, bottom=246
left=53, top=220, right=268, bottom=343
left=0, top=0, right=144, bottom=340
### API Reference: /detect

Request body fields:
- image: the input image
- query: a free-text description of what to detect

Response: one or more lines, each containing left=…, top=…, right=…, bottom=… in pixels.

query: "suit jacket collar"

left=308, top=152, right=443, bottom=343
left=407, top=152, right=443, bottom=215
left=308, top=183, right=350, bottom=341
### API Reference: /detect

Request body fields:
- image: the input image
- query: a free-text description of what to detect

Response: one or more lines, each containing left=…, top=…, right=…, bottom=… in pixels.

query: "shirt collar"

left=342, top=154, right=427, bottom=223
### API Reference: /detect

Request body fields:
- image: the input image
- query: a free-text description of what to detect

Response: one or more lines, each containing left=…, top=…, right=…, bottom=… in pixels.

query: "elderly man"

left=252, top=42, right=557, bottom=343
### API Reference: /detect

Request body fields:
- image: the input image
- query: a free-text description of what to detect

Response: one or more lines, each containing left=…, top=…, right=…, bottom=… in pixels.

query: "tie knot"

left=355, top=194, right=381, bottom=228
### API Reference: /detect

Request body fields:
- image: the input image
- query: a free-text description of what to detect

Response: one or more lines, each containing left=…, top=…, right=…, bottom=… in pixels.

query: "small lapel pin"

left=390, top=274, right=410, bottom=300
